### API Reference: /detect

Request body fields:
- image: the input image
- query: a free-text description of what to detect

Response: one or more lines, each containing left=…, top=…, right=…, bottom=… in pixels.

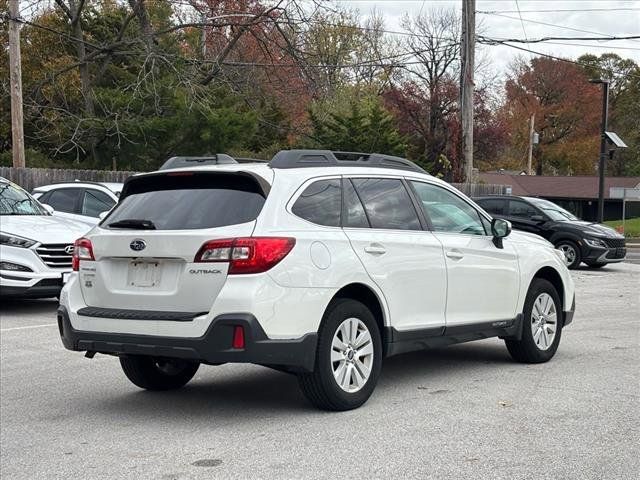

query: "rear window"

left=105, top=173, right=265, bottom=230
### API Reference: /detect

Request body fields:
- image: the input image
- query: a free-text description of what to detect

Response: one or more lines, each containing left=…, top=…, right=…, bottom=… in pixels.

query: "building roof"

left=478, top=173, right=640, bottom=200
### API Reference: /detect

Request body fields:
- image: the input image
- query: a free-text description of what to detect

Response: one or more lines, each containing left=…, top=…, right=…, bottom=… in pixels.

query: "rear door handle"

left=446, top=250, right=464, bottom=260
left=364, top=244, right=386, bottom=255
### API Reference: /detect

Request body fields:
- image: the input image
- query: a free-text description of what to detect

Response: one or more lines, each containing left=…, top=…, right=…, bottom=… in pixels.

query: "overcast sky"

left=335, top=0, right=640, bottom=75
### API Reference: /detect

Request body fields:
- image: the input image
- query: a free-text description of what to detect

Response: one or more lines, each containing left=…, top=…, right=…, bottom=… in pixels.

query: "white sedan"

left=32, top=181, right=122, bottom=225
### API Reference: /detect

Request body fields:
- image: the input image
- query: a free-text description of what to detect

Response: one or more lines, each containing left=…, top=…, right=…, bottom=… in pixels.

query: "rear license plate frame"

left=128, top=260, right=160, bottom=287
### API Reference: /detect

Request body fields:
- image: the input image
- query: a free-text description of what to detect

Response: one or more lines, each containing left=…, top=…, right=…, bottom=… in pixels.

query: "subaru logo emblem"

left=130, top=239, right=146, bottom=251
left=64, top=245, right=74, bottom=254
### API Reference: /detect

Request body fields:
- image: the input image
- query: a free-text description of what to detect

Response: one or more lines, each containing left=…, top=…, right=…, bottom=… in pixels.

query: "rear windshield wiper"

left=107, top=219, right=156, bottom=230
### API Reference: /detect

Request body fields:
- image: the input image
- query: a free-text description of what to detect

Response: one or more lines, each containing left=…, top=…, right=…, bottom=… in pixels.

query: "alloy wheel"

left=558, top=244, right=576, bottom=266
left=331, top=317, right=374, bottom=393
left=531, top=293, right=557, bottom=351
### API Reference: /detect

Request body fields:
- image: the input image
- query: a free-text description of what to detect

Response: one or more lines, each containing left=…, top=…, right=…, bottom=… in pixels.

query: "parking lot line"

left=0, top=323, right=57, bottom=332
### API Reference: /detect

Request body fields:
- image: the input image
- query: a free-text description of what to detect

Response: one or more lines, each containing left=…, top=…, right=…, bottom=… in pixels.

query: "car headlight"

left=583, top=237, right=607, bottom=248
left=0, top=232, right=37, bottom=248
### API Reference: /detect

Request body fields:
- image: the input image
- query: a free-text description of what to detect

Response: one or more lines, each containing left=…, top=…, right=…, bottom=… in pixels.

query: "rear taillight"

left=72, top=238, right=94, bottom=271
left=194, top=237, right=295, bottom=274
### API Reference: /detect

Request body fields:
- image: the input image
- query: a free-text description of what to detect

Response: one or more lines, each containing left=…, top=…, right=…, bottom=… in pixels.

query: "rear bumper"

left=57, top=306, right=317, bottom=372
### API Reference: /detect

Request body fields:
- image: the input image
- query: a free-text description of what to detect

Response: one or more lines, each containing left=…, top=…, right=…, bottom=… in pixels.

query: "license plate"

left=128, top=261, right=160, bottom=287
left=62, top=272, right=70, bottom=284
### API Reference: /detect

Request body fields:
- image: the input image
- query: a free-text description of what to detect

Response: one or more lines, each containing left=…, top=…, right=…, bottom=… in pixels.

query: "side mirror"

left=531, top=215, right=545, bottom=223
left=98, top=211, right=110, bottom=220
left=491, top=218, right=512, bottom=249
left=42, top=204, right=54, bottom=215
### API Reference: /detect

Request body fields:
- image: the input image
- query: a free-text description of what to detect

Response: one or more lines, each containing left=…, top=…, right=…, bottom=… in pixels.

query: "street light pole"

left=590, top=79, right=609, bottom=223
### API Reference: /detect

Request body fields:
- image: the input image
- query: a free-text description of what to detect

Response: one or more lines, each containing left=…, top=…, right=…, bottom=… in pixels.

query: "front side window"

left=351, top=178, right=421, bottom=230
left=291, top=178, right=341, bottom=227
left=410, top=181, right=486, bottom=235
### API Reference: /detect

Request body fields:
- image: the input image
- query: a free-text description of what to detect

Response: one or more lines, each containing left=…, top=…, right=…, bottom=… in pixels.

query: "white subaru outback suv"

left=58, top=150, right=575, bottom=411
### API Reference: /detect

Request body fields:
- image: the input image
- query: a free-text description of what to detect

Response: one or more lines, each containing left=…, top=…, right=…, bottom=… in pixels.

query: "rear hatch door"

left=79, top=170, right=269, bottom=312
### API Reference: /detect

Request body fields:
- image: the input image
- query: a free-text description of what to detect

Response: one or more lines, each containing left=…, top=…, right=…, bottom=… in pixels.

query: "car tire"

left=505, top=278, right=563, bottom=363
left=120, top=355, right=199, bottom=391
left=555, top=240, right=581, bottom=269
left=297, top=298, right=382, bottom=411
left=585, top=262, right=606, bottom=269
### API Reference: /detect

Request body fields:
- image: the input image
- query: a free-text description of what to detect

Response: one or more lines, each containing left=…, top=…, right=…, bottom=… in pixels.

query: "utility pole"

left=590, top=79, right=610, bottom=223
left=460, top=0, right=475, bottom=183
left=8, top=0, right=25, bottom=168
left=527, top=113, right=535, bottom=175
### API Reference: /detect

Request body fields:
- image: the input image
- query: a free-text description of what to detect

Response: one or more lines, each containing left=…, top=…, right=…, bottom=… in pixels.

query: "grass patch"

left=604, top=217, right=640, bottom=238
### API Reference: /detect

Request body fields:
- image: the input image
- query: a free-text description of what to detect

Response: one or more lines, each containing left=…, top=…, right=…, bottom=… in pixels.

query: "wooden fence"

left=0, top=167, right=138, bottom=192
left=1, top=166, right=509, bottom=197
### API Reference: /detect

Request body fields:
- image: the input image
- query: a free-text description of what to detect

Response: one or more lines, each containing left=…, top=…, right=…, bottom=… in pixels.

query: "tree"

left=579, top=54, right=640, bottom=176
left=308, top=89, right=406, bottom=156
left=501, top=57, right=601, bottom=175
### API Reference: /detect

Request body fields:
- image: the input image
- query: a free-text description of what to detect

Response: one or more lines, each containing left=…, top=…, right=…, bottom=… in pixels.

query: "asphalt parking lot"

left=1, top=263, right=639, bottom=480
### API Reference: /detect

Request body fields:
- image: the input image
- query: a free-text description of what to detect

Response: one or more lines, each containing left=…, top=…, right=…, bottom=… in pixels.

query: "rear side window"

left=352, top=178, right=421, bottom=230
left=343, top=179, right=369, bottom=228
left=46, top=188, right=82, bottom=213
left=106, top=173, right=265, bottom=230
left=509, top=200, right=538, bottom=218
left=291, top=179, right=341, bottom=227
left=478, top=198, right=506, bottom=215
left=82, top=190, right=115, bottom=217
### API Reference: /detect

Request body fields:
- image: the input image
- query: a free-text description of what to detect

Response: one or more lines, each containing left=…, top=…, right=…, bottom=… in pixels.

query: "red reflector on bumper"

left=232, top=326, right=245, bottom=349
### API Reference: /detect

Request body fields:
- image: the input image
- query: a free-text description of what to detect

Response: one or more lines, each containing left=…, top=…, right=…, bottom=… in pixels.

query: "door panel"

left=434, top=233, right=520, bottom=325
left=410, top=181, right=520, bottom=326
left=345, top=229, right=447, bottom=330
left=345, top=177, right=446, bottom=331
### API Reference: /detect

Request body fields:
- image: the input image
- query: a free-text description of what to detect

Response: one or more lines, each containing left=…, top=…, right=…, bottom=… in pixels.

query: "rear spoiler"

left=119, top=170, right=271, bottom=200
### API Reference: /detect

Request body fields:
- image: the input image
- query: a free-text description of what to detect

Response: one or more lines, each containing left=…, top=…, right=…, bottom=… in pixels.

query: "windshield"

left=0, top=181, right=48, bottom=216
left=528, top=198, right=578, bottom=221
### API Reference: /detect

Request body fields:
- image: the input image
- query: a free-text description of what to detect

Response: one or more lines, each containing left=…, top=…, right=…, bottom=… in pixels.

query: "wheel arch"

left=549, top=232, right=581, bottom=247
left=328, top=283, right=388, bottom=351
left=530, top=266, right=565, bottom=312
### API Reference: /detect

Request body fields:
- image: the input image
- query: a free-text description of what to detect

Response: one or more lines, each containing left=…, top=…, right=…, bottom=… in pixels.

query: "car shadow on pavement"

left=91, top=340, right=513, bottom=419
left=0, top=297, right=58, bottom=313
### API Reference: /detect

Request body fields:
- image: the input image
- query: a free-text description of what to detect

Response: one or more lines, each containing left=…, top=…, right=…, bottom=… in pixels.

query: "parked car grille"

left=605, top=238, right=626, bottom=248
left=35, top=244, right=73, bottom=269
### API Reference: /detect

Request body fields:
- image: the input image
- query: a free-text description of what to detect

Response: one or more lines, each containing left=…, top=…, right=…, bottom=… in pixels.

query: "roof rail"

left=269, top=150, right=426, bottom=174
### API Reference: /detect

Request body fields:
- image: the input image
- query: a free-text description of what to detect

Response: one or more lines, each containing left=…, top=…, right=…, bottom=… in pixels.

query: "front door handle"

left=364, top=244, right=386, bottom=255
left=446, top=250, right=464, bottom=260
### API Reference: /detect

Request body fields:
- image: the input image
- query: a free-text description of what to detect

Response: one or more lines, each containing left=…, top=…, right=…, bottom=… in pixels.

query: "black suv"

left=475, top=196, right=626, bottom=269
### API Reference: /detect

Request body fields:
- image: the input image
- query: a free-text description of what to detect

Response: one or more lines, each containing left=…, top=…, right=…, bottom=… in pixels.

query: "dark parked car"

left=475, top=195, right=626, bottom=269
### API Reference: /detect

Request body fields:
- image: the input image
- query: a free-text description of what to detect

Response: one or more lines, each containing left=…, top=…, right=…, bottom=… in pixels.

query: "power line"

left=478, top=8, right=640, bottom=14
left=480, top=12, right=635, bottom=40
left=529, top=41, right=640, bottom=52
left=480, top=35, right=640, bottom=44
left=478, top=39, right=640, bottom=81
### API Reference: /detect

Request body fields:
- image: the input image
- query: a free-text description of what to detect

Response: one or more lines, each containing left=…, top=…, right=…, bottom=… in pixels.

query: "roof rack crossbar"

left=269, top=150, right=426, bottom=173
